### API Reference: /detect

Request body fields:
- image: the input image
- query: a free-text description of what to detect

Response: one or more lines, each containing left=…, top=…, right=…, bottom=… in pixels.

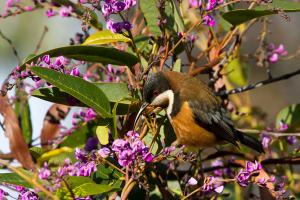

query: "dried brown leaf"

left=40, top=104, right=70, bottom=148
left=0, top=96, right=35, bottom=169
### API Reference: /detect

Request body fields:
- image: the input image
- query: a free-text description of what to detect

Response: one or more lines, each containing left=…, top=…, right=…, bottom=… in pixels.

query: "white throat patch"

left=151, top=90, right=174, bottom=119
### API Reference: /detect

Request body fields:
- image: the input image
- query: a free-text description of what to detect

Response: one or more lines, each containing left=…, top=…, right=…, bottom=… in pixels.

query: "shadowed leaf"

left=140, top=0, right=161, bottom=36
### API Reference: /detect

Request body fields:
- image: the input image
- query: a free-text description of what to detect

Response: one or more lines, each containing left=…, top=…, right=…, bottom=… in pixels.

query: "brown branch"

left=261, top=156, right=300, bottom=165
left=217, top=68, right=300, bottom=96
left=0, top=29, right=21, bottom=63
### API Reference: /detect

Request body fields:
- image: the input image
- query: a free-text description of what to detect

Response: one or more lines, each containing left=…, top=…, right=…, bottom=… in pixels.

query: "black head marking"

left=143, top=72, right=170, bottom=103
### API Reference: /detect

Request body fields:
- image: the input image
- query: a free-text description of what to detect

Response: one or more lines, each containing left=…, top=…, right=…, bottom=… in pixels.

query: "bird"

left=134, top=71, right=264, bottom=153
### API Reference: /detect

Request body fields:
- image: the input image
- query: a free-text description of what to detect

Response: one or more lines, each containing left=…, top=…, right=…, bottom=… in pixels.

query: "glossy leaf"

left=94, top=83, right=132, bottom=104
left=30, top=67, right=112, bottom=118
left=226, top=58, right=249, bottom=86
left=96, top=125, right=109, bottom=145
left=83, top=30, right=131, bottom=45
left=140, top=0, right=161, bottom=36
left=20, top=46, right=139, bottom=69
left=223, top=0, right=300, bottom=26
left=276, top=104, right=300, bottom=131
left=0, top=173, right=32, bottom=188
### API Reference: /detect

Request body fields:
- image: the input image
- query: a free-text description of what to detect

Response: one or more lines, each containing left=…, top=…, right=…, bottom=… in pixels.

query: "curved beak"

left=134, top=102, right=149, bottom=129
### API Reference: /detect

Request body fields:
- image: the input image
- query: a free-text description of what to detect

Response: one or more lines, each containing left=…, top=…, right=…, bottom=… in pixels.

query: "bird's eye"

left=153, top=90, right=159, bottom=96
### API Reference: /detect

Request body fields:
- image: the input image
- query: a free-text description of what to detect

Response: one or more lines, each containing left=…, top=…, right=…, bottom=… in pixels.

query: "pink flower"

left=59, top=6, right=73, bottom=17
left=187, top=177, right=198, bottom=186
left=45, top=9, right=56, bottom=18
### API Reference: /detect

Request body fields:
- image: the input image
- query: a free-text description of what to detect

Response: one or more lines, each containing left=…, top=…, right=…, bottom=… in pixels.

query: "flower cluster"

left=236, top=161, right=263, bottom=187
left=45, top=6, right=73, bottom=18
left=0, top=188, right=8, bottom=199
left=100, top=0, right=136, bottom=33
left=267, top=43, right=288, bottom=63
left=202, top=176, right=224, bottom=194
left=1, top=0, right=34, bottom=18
left=189, top=0, right=223, bottom=10
left=99, top=131, right=154, bottom=167
left=15, top=186, right=40, bottom=200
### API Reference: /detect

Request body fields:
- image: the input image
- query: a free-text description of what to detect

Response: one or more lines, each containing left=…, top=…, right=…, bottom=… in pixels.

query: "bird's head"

left=134, top=72, right=172, bottom=127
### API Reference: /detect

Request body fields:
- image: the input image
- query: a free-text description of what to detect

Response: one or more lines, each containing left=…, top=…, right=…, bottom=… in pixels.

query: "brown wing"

left=179, top=76, right=239, bottom=146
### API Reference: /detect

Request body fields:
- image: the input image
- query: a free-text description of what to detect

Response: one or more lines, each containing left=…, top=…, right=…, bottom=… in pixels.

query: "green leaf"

left=0, top=173, right=32, bottom=188
left=14, top=91, right=32, bottom=144
left=164, top=0, right=185, bottom=33
left=96, top=125, right=109, bottom=145
left=73, top=183, right=118, bottom=197
left=226, top=58, right=249, bottom=86
left=83, top=30, right=131, bottom=45
left=173, top=59, right=181, bottom=72
left=140, top=0, right=161, bottom=36
left=20, top=46, right=139, bottom=69
left=276, top=104, right=300, bottom=131
left=222, top=0, right=300, bottom=26
left=29, top=147, right=45, bottom=160
left=30, top=67, right=112, bottom=118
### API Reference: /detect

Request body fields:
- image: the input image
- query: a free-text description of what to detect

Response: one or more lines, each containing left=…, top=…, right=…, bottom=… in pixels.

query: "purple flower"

left=84, top=108, right=97, bottom=121
left=102, top=3, right=113, bottom=18
left=19, top=189, right=40, bottom=200
left=143, top=152, right=154, bottom=162
left=70, top=67, right=80, bottom=77
left=211, top=159, right=223, bottom=176
left=59, top=6, right=73, bottom=17
left=189, top=0, right=201, bottom=8
left=118, top=149, right=135, bottom=166
left=126, top=130, right=139, bottom=139
left=261, top=133, right=272, bottom=149
left=268, top=176, right=276, bottom=183
left=39, top=162, right=51, bottom=180
left=79, top=0, right=88, bottom=3
left=202, top=176, right=224, bottom=193
left=42, top=55, right=51, bottom=65
left=286, top=135, right=297, bottom=145
left=79, top=161, right=97, bottom=176
left=278, top=121, right=288, bottom=132
left=0, top=188, right=8, bottom=199
left=54, top=56, right=68, bottom=68
left=106, top=20, right=123, bottom=33
left=112, top=139, right=130, bottom=153
left=203, top=15, right=215, bottom=27
left=246, top=161, right=261, bottom=173
left=122, top=21, right=132, bottom=31
left=236, top=170, right=251, bottom=187
left=267, top=43, right=287, bottom=63
left=163, top=146, right=176, bottom=156
left=84, top=137, right=98, bottom=151
left=124, top=0, right=136, bottom=9
left=45, top=8, right=57, bottom=18
left=98, top=147, right=110, bottom=158
left=206, top=0, right=217, bottom=11
left=112, top=1, right=126, bottom=12
left=75, top=148, right=88, bottom=163
left=187, top=177, right=198, bottom=186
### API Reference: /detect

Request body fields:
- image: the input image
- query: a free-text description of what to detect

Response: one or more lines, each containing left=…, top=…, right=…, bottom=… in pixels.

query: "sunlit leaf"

left=83, top=30, right=131, bottom=45
left=226, top=58, right=249, bottom=86
left=96, top=125, right=109, bottom=145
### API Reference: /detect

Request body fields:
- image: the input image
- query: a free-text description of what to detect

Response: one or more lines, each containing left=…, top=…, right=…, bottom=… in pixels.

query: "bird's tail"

left=235, top=130, right=264, bottom=153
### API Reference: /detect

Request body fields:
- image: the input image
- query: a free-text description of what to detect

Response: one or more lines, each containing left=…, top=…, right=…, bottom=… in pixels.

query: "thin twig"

left=34, top=26, right=48, bottom=54
left=217, top=68, right=300, bottom=96
left=0, top=29, right=21, bottom=63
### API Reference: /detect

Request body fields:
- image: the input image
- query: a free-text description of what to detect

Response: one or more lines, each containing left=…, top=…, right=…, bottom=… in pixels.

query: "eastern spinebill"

left=135, top=71, right=264, bottom=153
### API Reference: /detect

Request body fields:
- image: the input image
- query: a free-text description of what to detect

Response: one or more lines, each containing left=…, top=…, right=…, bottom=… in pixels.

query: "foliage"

left=0, top=0, right=300, bottom=199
